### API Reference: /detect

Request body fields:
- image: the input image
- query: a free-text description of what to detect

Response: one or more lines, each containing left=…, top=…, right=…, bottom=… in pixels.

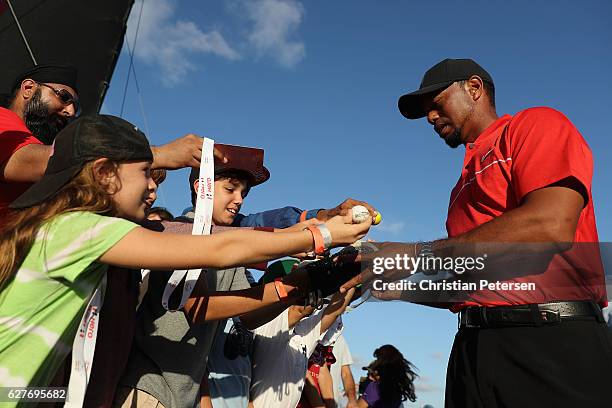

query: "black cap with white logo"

left=11, top=114, right=153, bottom=209
left=398, top=58, right=494, bottom=119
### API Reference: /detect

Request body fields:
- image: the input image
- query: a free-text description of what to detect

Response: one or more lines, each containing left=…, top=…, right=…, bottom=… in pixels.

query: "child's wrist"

left=305, top=223, right=331, bottom=255
left=281, top=271, right=310, bottom=299
left=273, top=278, right=289, bottom=301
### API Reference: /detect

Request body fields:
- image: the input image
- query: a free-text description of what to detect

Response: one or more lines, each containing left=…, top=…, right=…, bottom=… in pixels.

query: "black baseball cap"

left=11, top=64, right=78, bottom=94
left=398, top=58, right=494, bottom=119
left=11, top=114, right=153, bottom=209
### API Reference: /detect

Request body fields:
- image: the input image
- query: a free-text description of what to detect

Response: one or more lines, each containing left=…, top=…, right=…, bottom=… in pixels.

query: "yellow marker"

left=373, top=212, right=382, bottom=225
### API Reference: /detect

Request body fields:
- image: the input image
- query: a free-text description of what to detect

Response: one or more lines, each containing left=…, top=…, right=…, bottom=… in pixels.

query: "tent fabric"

left=0, top=0, right=134, bottom=115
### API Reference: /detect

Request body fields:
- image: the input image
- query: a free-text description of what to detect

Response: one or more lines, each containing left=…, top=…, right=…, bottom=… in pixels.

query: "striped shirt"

left=0, top=212, right=137, bottom=392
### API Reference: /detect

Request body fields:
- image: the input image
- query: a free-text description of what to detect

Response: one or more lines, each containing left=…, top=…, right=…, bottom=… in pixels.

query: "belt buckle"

left=460, top=308, right=481, bottom=328
left=539, top=308, right=561, bottom=323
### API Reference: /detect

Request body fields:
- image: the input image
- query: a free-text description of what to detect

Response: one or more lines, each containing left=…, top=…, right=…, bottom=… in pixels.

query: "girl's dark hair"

left=372, top=344, right=418, bottom=403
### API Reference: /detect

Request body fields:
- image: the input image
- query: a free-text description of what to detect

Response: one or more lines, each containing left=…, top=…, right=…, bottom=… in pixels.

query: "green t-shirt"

left=0, top=211, right=137, bottom=391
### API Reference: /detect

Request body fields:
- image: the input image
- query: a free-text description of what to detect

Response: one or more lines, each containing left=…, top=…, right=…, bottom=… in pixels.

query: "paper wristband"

left=307, top=225, right=326, bottom=255
left=316, top=223, right=332, bottom=249
left=300, top=210, right=308, bottom=222
left=274, top=278, right=289, bottom=300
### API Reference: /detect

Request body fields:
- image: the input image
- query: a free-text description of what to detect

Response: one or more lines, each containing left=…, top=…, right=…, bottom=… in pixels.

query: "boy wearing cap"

left=117, top=145, right=358, bottom=408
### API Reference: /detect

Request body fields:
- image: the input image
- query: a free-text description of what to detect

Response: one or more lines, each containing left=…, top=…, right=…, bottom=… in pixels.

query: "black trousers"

left=445, top=320, right=612, bottom=408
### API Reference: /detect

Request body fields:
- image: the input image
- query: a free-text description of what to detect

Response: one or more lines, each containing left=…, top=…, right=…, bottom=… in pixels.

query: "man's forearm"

left=318, top=365, right=337, bottom=408
left=2, top=144, right=51, bottom=183
left=341, top=366, right=358, bottom=404
left=149, top=145, right=165, bottom=169
left=441, top=185, right=584, bottom=247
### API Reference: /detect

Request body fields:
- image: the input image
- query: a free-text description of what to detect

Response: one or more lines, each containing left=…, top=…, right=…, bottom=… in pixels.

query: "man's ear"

left=20, top=79, right=37, bottom=99
left=466, top=75, right=484, bottom=102
left=193, top=179, right=200, bottom=193
left=92, top=158, right=119, bottom=191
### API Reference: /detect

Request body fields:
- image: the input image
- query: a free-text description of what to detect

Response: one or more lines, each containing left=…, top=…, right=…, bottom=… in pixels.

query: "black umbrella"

left=0, top=0, right=134, bottom=115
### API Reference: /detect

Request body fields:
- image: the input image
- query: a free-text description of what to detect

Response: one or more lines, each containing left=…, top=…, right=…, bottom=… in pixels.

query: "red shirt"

left=446, top=107, right=604, bottom=310
left=0, top=107, right=42, bottom=221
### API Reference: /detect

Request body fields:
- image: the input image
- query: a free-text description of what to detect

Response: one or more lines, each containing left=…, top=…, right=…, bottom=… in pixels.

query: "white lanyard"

left=162, top=137, right=215, bottom=311
left=64, top=274, right=107, bottom=407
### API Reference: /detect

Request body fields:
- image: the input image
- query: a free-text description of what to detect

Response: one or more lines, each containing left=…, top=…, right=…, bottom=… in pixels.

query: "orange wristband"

left=274, top=278, right=289, bottom=301
left=307, top=225, right=326, bottom=255
left=299, top=210, right=308, bottom=222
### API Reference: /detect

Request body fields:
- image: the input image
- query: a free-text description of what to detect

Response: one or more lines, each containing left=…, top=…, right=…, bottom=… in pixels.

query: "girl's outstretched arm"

left=99, top=214, right=370, bottom=270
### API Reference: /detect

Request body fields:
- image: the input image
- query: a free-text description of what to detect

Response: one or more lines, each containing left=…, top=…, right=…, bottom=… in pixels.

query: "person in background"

left=146, top=207, right=174, bottom=221
left=0, top=65, right=227, bottom=224
left=250, top=288, right=358, bottom=408
left=357, top=345, right=417, bottom=408
left=144, top=169, right=173, bottom=221
left=329, top=334, right=358, bottom=408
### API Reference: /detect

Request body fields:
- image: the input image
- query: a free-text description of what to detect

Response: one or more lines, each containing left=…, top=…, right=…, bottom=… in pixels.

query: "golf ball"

left=351, top=205, right=370, bottom=223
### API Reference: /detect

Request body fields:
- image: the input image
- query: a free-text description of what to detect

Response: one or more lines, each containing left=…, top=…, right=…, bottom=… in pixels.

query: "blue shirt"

left=181, top=206, right=321, bottom=229
left=207, top=319, right=253, bottom=408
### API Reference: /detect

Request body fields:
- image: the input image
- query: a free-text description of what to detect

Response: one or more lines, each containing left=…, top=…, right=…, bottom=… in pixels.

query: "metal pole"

left=6, top=0, right=38, bottom=65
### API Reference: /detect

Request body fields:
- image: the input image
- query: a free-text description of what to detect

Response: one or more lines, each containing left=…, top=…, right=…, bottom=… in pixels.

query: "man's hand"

left=339, top=242, right=417, bottom=293
left=316, top=198, right=377, bottom=222
left=346, top=400, right=359, bottom=408
left=151, top=134, right=228, bottom=170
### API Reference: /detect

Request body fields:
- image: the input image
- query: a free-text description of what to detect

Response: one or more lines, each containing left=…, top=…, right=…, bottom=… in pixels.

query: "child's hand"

left=325, top=210, right=372, bottom=247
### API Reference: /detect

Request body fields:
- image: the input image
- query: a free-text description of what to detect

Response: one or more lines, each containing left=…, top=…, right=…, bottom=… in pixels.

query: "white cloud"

left=243, top=0, right=306, bottom=67
left=126, top=0, right=239, bottom=86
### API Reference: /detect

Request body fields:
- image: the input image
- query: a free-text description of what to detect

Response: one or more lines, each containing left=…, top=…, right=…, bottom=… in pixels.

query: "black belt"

left=458, top=301, right=604, bottom=328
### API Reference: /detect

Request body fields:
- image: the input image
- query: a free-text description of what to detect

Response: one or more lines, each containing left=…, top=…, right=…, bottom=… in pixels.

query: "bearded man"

left=0, top=65, right=237, bottom=224
left=0, top=65, right=79, bottom=220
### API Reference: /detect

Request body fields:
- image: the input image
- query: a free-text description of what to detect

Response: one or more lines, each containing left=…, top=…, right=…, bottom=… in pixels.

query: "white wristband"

left=317, top=223, right=333, bottom=250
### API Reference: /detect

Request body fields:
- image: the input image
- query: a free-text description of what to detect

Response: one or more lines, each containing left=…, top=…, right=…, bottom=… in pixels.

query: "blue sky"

left=101, top=1, right=612, bottom=406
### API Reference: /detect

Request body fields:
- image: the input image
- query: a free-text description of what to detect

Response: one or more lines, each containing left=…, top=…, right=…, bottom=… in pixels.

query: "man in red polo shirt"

left=0, top=65, right=79, bottom=221
left=0, top=65, right=230, bottom=225
left=343, top=58, right=609, bottom=407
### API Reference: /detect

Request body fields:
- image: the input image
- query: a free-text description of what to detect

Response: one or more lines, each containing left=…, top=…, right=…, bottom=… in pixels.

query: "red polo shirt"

left=446, top=107, right=604, bottom=311
left=0, top=107, right=42, bottom=223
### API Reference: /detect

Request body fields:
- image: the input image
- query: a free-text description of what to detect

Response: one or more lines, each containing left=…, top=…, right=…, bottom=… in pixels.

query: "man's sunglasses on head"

left=36, top=82, right=80, bottom=114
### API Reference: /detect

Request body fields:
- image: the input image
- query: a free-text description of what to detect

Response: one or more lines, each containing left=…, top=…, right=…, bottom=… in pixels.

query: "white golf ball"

left=351, top=205, right=370, bottom=223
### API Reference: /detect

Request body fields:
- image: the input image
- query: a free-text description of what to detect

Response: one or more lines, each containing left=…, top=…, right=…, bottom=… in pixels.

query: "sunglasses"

left=36, top=82, right=81, bottom=114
